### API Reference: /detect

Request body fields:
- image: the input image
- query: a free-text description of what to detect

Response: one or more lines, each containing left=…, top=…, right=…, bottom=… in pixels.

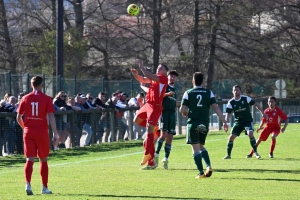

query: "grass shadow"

left=216, top=168, right=300, bottom=174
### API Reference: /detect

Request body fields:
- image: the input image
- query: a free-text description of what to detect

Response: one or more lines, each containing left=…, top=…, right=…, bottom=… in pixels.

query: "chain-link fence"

left=0, top=72, right=280, bottom=99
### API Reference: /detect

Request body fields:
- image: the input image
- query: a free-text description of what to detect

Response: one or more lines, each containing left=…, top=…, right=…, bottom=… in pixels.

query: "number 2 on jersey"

left=197, top=94, right=202, bottom=107
left=31, top=102, right=38, bottom=116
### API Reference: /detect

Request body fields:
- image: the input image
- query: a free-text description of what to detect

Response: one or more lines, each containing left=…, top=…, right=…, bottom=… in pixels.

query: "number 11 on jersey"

left=31, top=102, right=39, bottom=116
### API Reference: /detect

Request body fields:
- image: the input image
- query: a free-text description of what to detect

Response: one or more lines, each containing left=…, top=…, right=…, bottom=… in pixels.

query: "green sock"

left=164, top=144, right=171, bottom=159
left=227, top=141, right=234, bottom=156
left=155, top=138, right=164, bottom=154
left=200, top=148, right=210, bottom=167
left=193, top=152, right=204, bottom=174
left=250, top=137, right=257, bottom=152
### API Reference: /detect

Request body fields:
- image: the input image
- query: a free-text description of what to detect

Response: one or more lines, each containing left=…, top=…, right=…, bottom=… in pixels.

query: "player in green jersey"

left=179, top=72, right=228, bottom=179
left=154, top=70, right=179, bottom=169
left=223, top=85, right=268, bottom=159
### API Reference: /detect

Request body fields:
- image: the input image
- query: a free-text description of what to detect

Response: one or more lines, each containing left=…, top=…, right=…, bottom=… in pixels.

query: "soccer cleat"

left=246, top=154, right=253, bottom=158
left=195, top=173, right=206, bottom=179
left=25, top=182, right=33, bottom=195
left=205, top=166, right=212, bottom=177
left=41, top=185, right=52, bottom=194
left=161, top=158, right=169, bottom=169
left=223, top=155, right=231, bottom=159
left=254, top=152, right=261, bottom=159
left=269, top=153, right=274, bottom=158
left=141, top=153, right=151, bottom=165
left=140, top=154, right=151, bottom=165
left=139, top=165, right=156, bottom=170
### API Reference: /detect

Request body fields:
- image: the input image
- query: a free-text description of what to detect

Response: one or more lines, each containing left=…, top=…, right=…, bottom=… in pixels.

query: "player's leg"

left=247, top=128, right=269, bottom=157
left=246, top=123, right=261, bottom=159
left=134, top=104, right=148, bottom=127
left=196, top=123, right=211, bottom=176
left=269, top=129, right=280, bottom=158
left=155, top=112, right=167, bottom=161
left=224, top=123, right=240, bottom=159
left=140, top=105, right=162, bottom=168
left=36, top=132, right=52, bottom=194
left=23, top=133, right=36, bottom=195
left=188, top=121, right=205, bottom=178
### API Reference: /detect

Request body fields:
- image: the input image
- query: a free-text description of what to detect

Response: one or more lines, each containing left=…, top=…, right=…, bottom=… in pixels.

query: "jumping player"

left=247, top=96, right=289, bottom=158
left=130, top=59, right=168, bottom=170
left=17, top=76, right=58, bottom=195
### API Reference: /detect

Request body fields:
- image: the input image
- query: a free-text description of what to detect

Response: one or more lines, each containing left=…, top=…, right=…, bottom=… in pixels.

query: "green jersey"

left=226, top=95, right=255, bottom=123
left=181, top=86, right=216, bottom=123
left=162, top=85, right=177, bottom=111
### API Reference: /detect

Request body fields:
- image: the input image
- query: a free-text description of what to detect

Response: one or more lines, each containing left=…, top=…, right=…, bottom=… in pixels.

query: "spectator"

left=93, top=92, right=108, bottom=143
left=81, top=93, right=98, bottom=146
left=3, top=93, right=11, bottom=106
left=105, top=96, right=120, bottom=142
left=66, top=97, right=82, bottom=147
left=53, top=91, right=72, bottom=150
left=115, top=93, right=129, bottom=141
left=126, top=92, right=146, bottom=140
left=4, top=96, right=17, bottom=155
left=0, top=100, right=9, bottom=156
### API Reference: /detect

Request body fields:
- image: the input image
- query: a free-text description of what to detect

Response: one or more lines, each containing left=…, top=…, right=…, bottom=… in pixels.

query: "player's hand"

left=223, top=123, right=228, bottom=132
left=130, top=68, right=138, bottom=76
left=256, top=127, right=263, bottom=133
left=168, top=91, right=175, bottom=96
left=281, top=127, right=286, bottom=133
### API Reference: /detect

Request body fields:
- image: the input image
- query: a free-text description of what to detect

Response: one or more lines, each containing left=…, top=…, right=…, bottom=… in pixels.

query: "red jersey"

left=17, top=90, right=55, bottom=133
left=146, top=74, right=168, bottom=104
left=262, top=106, right=287, bottom=129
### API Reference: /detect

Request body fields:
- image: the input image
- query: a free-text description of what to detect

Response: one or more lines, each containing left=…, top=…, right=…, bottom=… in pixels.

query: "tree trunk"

left=193, top=0, right=200, bottom=72
left=206, top=4, right=220, bottom=90
left=152, top=0, right=162, bottom=73
left=51, top=0, right=56, bottom=76
left=0, top=0, right=17, bottom=73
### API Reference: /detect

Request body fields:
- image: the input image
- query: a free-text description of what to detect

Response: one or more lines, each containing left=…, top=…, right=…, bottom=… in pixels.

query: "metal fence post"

left=7, top=71, right=11, bottom=94
left=129, top=109, right=134, bottom=140
left=27, top=73, right=30, bottom=94
left=110, top=109, right=116, bottom=142
left=69, top=111, right=75, bottom=148
left=176, top=107, right=182, bottom=135
left=74, top=76, right=77, bottom=96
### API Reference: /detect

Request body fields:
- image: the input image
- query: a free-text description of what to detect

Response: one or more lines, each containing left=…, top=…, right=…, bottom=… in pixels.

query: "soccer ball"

left=127, top=4, right=140, bottom=16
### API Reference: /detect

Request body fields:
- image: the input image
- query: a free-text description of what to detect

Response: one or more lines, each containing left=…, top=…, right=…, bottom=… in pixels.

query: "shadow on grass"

left=58, top=193, right=226, bottom=200
left=220, top=177, right=300, bottom=182
left=0, top=141, right=144, bottom=168
left=217, top=168, right=300, bottom=174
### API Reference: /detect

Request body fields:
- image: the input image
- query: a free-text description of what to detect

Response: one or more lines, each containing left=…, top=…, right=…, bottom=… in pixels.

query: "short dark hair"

left=160, top=64, right=169, bottom=72
left=98, top=92, right=106, bottom=95
left=167, top=70, right=179, bottom=77
left=31, top=76, right=43, bottom=87
left=193, top=72, right=204, bottom=86
left=268, top=96, right=276, bottom=102
left=233, top=85, right=242, bottom=91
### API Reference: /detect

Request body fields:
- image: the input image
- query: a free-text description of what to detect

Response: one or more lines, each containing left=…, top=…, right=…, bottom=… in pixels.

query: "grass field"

left=0, top=124, right=300, bottom=200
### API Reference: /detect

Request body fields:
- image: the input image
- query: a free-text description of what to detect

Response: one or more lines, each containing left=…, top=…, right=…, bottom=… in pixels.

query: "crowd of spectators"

left=0, top=90, right=146, bottom=156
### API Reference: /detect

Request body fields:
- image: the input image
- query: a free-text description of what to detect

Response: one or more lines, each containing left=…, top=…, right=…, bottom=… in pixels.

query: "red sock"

left=144, top=133, right=154, bottom=156
left=24, top=161, right=34, bottom=183
left=40, top=162, right=49, bottom=188
left=270, top=139, right=276, bottom=154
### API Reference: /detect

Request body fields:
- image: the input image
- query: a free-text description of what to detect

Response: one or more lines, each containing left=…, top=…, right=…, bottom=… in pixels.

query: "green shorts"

left=160, top=110, right=176, bottom=135
left=186, top=120, right=209, bottom=145
left=230, top=121, right=254, bottom=136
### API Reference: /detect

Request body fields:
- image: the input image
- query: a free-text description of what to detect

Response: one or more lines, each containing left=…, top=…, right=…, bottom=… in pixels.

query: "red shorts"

left=135, top=103, right=162, bottom=126
left=23, top=130, right=50, bottom=159
left=258, top=127, right=280, bottom=141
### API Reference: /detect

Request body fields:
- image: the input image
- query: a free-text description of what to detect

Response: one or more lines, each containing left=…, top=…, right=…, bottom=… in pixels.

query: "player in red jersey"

left=17, top=76, right=58, bottom=195
left=130, top=59, right=168, bottom=169
left=247, top=96, right=289, bottom=158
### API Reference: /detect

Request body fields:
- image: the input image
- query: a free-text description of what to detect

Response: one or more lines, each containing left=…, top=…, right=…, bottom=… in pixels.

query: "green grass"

left=1, top=124, right=300, bottom=200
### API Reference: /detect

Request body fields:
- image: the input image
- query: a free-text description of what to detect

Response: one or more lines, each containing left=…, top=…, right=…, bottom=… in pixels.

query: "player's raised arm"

left=137, top=59, right=161, bottom=82
left=130, top=68, right=151, bottom=83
